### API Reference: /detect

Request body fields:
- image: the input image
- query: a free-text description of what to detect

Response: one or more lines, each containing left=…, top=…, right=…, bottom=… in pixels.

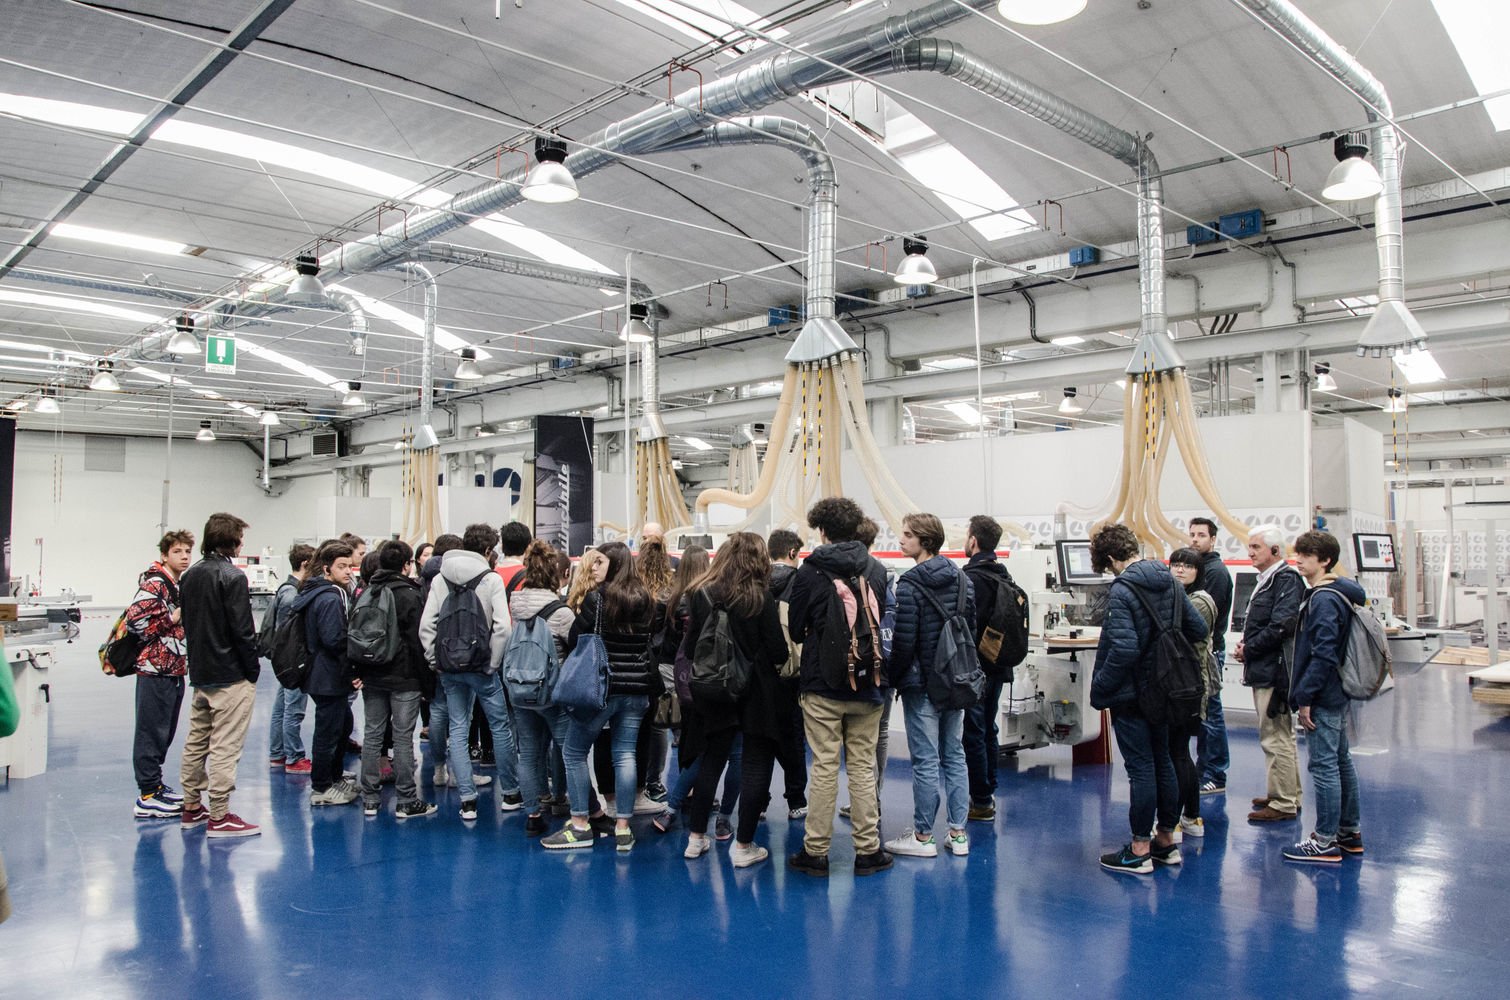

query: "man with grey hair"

left=1234, top=524, right=1305, bottom=823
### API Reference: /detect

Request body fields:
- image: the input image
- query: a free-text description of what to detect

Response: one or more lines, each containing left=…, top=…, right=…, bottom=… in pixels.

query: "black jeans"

left=133, top=674, right=186, bottom=793
left=688, top=727, right=738, bottom=833
left=735, top=731, right=808, bottom=843
left=963, top=677, right=1005, bottom=803
left=1167, top=718, right=1201, bottom=821
left=310, top=694, right=349, bottom=792
left=1110, top=705, right=1179, bottom=840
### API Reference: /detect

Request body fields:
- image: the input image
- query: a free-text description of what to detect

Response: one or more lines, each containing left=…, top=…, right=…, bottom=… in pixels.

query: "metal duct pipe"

left=641, top=311, right=665, bottom=441
left=322, top=0, right=997, bottom=279
left=10, top=268, right=199, bottom=305
left=405, top=243, right=661, bottom=305
left=1230, top=0, right=1421, bottom=354
left=651, top=116, right=850, bottom=362
left=321, top=285, right=369, bottom=355
left=383, top=262, right=438, bottom=429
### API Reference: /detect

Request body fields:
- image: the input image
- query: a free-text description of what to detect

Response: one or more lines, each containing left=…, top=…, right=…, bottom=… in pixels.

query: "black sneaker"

left=1336, top=831, right=1364, bottom=855
left=396, top=800, right=437, bottom=820
left=499, top=791, right=524, bottom=812
left=588, top=814, right=617, bottom=838
left=551, top=798, right=571, bottom=818
left=788, top=850, right=830, bottom=878
left=525, top=814, right=548, bottom=836
left=362, top=797, right=380, bottom=818
left=1283, top=836, right=1342, bottom=863
left=644, top=781, right=668, bottom=802
left=460, top=798, right=479, bottom=822
left=854, top=849, right=893, bottom=876
left=967, top=800, right=996, bottom=822
left=1099, top=844, right=1154, bottom=875
left=1150, top=841, right=1182, bottom=866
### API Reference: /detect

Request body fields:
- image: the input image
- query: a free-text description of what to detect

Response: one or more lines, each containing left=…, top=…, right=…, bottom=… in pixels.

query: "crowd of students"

left=114, top=503, right=1367, bottom=873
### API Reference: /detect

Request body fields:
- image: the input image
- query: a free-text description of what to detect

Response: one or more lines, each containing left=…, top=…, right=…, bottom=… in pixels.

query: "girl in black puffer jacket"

left=543, top=542, right=665, bottom=852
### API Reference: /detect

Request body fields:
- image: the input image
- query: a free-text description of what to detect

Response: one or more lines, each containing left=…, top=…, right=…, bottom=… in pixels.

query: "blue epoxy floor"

left=4, top=619, right=1510, bottom=999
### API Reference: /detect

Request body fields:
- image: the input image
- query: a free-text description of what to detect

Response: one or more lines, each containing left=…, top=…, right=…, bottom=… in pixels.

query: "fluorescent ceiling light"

left=997, top=1, right=1087, bottom=26
left=612, top=1, right=787, bottom=51
left=0, top=288, right=161, bottom=324
left=944, top=401, right=983, bottom=425
left=470, top=216, right=617, bottom=279
left=1430, top=0, right=1510, bottom=130
left=1050, top=335, right=1086, bottom=346
left=51, top=223, right=186, bottom=256
left=1393, top=348, right=1446, bottom=385
left=681, top=436, right=714, bottom=451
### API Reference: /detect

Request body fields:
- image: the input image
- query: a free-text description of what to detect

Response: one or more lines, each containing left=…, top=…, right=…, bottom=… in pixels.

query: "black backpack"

left=435, top=570, right=494, bottom=673
left=270, top=603, right=311, bottom=690
left=689, top=600, right=754, bottom=704
left=1119, top=580, right=1204, bottom=726
left=256, top=581, right=295, bottom=659
left=970, top=566, right=1030, bottom=679
left=913, top=570, right=986, bottom=711
left=814, top=569, right=882, bottom=694
left=347, top=580, right=402, bottom=669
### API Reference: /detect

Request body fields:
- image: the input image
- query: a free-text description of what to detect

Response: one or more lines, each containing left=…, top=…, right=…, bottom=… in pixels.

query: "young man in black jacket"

left=1236, top=524, right=1305, bottom=823
left=356, top=541, right=436, bottom=820
left=294, top=540, right=362, bottom=807
left=1189, top=517, right=1233, bottom=795
left=961, top=515, right=1013, bottom=821
left=178, top=512, right=262, bottom=838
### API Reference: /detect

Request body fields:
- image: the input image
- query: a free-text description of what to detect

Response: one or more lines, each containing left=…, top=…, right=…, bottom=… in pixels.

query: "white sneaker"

left=684, top=835, right=712, bottom=859
left=433, top=764, right=448, bottom=787
left=633, top=791, right=664, bottom=815
left=311, top=783, right=358, bottom=806
left=942, top=830, right=970, bottom=856
left=730, top=843, right=769, bottom=868
left=885, top=832, right=938, bottom=858
left=1180, top=816, right=1205, bottom=838
left=444, top=770, right=491, bottom=789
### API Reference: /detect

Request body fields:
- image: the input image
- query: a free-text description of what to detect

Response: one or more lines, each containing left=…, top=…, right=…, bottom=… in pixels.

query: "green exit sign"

left=205, top=335, right=236, bottom=374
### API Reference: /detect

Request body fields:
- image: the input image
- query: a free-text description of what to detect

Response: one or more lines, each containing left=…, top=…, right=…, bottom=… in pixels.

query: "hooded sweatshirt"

left=1091, top=559, right=1209, bottom=710
left=786, top=540, right=889, bottom=704
left=1290, top=576, right=1368, bottom=712
left=419, top=549, right=512, bottom=672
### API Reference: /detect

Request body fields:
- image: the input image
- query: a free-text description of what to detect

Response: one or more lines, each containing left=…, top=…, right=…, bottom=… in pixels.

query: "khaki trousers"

left=801, top=693, right=884, bottom=856
left=180, top=679, right=256, bottom=820
left=1252, top=686, right=1301, bottom=814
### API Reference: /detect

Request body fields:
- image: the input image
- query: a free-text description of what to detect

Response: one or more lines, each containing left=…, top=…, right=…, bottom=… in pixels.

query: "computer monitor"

left=1056, top=539, right=1112, bottom=586
left=1353, top=532, right=1399, bottom=573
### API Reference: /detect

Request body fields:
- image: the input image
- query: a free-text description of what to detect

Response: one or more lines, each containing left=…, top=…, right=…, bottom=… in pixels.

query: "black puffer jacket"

left=786, top=540, right=889, bottom=704
left=293, top=576, right=352, bottom=698
left=686, top=587, right=788, bottom=734
left=356, top=570, right=427, bottom=693
left=1091, top=559, right=1209, bottom=710
left=1241, top=564, right=1305, bottom=690
left=180, top=553, right=260, bottom=686
left=1198, top=550, right=1234, bottom=651
left=890, top=555, right=976, bottom=693
left=570, top=590, right=665, bottom=698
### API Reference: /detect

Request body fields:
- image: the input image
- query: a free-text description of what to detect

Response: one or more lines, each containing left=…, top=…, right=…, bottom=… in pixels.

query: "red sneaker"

left=269, top=756, right=285, bottom=769
left=284, top=758, right=312, bottom=775
left=207, top=813, right=261, bottom=839
left=181, top=804, right=208, bottom=828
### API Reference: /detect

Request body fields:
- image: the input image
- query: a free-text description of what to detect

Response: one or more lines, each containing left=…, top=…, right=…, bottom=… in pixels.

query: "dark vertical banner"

left=0, top=418, right=13, bottom=595
left=534, top=415, right=594, bottom=555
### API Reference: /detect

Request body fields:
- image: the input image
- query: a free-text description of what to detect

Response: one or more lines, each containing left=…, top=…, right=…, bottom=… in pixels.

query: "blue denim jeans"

left=1111, top=706, right=1180, bottom=841
left=564, top=695, right=648, bottom=820
left=268, top=686, right=307, bottom=763
left=1306, top=704, right=1360, bottom=844
left=428, top=686, right=449, bottom=766
left=515, top=704, right=570, bottom=816
left=441, top=672, right=519, bottom=800
left=667, top=736, right=741, bottom=815
left=1198, top=651, right=1229, bottom=785
left=963, top=677, right=1005, bottom=803
left=900, top=690, right=969, bottom=835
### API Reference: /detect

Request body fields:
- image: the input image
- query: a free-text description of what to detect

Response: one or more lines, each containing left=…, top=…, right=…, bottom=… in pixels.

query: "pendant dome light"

left=997, top=1, right=1087, bottom=26
left=90, top=359, right=120, bottom=391
left=195, top=420, right=216, bottom=442
left=259, top=408, right=281, bottom=427
left=1322, top=132, right=1384, bottom=202
left=35, top=389, right=60, bottom=414
left=618, top=303, right=654, bottom=344
left=167, top=313, right=200, bottom=354
left=1384, top=387, right=1407, bottom=414
left=893, top=235, right=938, bottom=285
left=285, top=253, right=328, bottom=306
left=1058, top=387, right=1083, bottom=415
left=521, top=136, right=579, bottom=204
left=1314, top=362, right=1337, bottom=393
left=454, top=347, right=482, bottom=380
left=342, top=380, right=365, bottom=407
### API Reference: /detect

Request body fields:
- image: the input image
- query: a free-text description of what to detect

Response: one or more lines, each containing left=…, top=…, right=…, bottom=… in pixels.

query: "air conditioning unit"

left=311, top=430, right=339, bottom=458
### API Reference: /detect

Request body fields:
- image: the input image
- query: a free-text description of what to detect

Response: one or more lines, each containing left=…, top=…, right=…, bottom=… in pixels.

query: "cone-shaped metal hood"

left=1124, top=329, right=1186, bottom=374
left=786, top=316, right=857, bottom=363
left=1355, top=299, right=1427, bottom=357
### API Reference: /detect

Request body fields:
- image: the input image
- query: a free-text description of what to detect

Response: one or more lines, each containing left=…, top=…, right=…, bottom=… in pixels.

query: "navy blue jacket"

left=1241, top=564, right=1305, bottom=689
left=1091, top=559, right=1209, bottom=710
left=786, top=540, right=890, bottom=703
left=1290, top=577, right=1367, bottom=712
left=293, top=577, right=352, bottom=698
left=890, top=555, right=976, bottom=693
left=1198, top=551, right=1233, bottom=651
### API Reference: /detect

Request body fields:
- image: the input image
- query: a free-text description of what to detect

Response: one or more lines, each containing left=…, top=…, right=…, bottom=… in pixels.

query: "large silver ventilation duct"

left=10, top=268, right=198, bottom=305
left=845, top=38, right=1182, bottom=372
left=641, top=311, right=665, bottom=441
left=405, top=243, right=661, bottom=305
left=652, top=116, right=849, bottom=363
left=1230, top=0, right=1421, bottom=356
left=383, top=262, right=438, bottom=432
left=322, top=0, right=997, bottom=280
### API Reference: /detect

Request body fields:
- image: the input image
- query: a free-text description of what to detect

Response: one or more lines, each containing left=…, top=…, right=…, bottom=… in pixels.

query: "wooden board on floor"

left=1471, top=684, right=1510, bottom=707
left=1434, top=646, right=1507, bottom=668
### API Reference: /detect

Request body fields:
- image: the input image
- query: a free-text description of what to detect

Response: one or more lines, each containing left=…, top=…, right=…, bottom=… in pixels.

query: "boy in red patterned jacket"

left=127, top=530, right=194, bottom=818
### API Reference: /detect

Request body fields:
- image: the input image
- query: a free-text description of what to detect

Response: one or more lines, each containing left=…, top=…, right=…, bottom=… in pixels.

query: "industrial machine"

left=0, top=591, right=85, bottom=780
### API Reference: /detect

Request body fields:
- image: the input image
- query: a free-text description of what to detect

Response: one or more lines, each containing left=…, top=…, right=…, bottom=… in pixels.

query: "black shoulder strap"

left=529, top=599, right=566, bottom=623
left=1117, top=578, right=1173, bottom=632
left=458, top=569, right=491, bottom=593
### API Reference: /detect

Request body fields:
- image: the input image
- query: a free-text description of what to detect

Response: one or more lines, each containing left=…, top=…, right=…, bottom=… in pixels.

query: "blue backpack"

left=435, top=570, right=494, bottom=673
left=503, top=600, right=566, bottom=708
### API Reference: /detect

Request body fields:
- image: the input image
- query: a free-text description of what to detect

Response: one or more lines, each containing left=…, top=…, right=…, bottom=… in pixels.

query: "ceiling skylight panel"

left=327, top=286, right=492, bottom=359
left=471, top=216, right=618, bottom=278
left=52, top=223, right=186, bottom=256
left=1430, top=0, right=1510, bottom=130
left=613, top=1, right=787, bottom=48
left=0, top=93, right=142, bottom=133
left=887, top=136, right=1037, bottom=241
left=0, top=288, right=163, bottom=324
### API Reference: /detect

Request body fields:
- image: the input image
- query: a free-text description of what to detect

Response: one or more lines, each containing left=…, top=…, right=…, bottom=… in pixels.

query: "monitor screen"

left=1056, top=540, right=1112, bottom=586
left=1353, top=532, right=1399, bottom=573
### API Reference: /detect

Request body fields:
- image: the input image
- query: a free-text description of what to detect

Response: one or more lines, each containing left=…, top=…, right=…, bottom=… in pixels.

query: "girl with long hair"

left=508, top=541, right=578, bottom=836
left=566, top=548, right=607, bottom=613
left=541, top=541, right=665, bottom=853
left=681, top=532, right=788, bottom=867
